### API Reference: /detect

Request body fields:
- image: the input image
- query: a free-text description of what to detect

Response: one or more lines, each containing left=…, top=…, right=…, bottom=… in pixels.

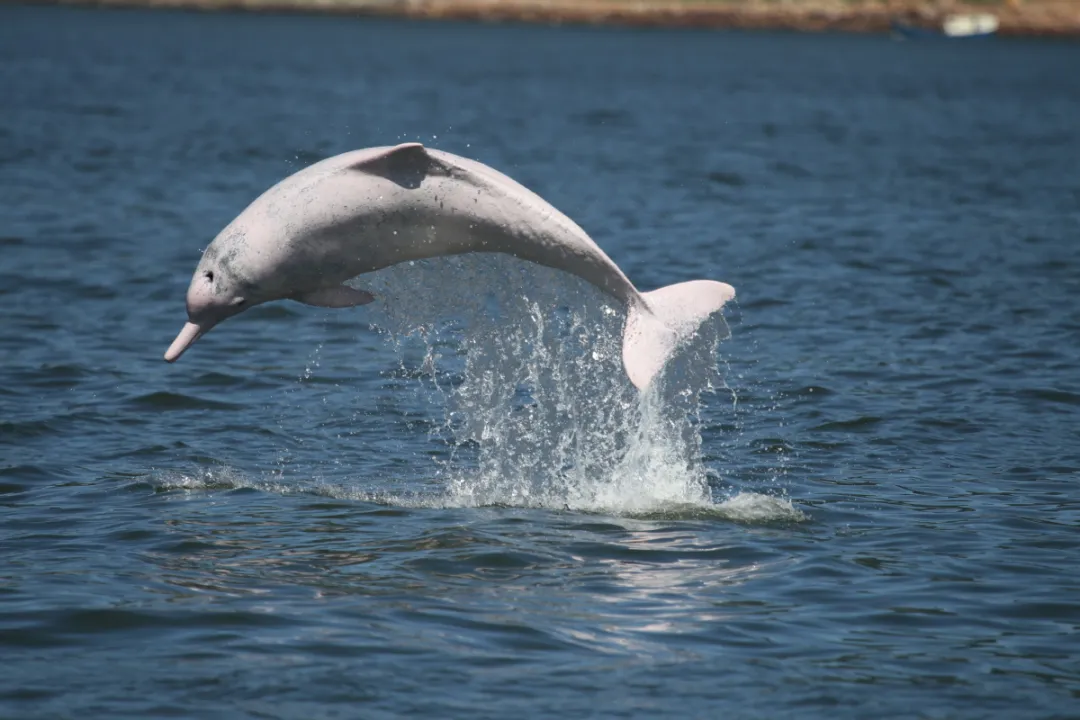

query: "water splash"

left=158, top=253, right=800, bottom=520
left=149, top=466, right=805, bottom=523
left=347, top=254, right=784, bottom=516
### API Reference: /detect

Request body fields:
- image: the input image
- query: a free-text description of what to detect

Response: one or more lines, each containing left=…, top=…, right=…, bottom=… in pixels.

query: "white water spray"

left=159, top=254, right=803, bottom=521
left=356, top=254, right=743, bottom=514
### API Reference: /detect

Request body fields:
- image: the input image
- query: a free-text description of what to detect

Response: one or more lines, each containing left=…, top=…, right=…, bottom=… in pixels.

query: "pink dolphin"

left=165, top=143, right=735, bottom=389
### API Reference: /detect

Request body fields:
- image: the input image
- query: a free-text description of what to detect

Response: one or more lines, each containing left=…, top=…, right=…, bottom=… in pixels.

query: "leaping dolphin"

left=164, top=143, right=735, bottom=389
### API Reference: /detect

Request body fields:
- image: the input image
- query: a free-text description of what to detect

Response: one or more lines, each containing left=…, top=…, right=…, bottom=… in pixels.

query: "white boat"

left=942, top=13, right=1000, bottom=37
left=892, top=12, right=999, bottom=39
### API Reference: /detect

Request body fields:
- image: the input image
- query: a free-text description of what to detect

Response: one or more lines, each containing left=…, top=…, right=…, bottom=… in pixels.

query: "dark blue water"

left=2, top=5, right=1079, bottom=717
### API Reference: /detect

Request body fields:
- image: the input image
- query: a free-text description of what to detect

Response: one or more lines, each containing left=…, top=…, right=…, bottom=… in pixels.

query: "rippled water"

left=2, top=5, right=1079, bottom=717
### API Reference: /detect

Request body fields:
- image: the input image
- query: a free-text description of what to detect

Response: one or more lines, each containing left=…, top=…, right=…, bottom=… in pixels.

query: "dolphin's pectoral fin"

left=348, top=143, right=435, bottom=190
left=293, top=285, right=376, bottom=308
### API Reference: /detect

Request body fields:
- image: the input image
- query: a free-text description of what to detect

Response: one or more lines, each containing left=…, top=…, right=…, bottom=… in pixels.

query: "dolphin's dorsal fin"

left=347, top=143, right=433, bottom=189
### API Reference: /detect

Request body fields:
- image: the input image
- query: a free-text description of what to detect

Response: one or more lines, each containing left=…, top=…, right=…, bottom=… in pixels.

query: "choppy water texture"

left=2, top=5, right=1080, bottom=717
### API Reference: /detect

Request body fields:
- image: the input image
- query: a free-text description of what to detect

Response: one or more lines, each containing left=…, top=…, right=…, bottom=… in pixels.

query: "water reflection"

left=143, top=485, right=786, bottom=659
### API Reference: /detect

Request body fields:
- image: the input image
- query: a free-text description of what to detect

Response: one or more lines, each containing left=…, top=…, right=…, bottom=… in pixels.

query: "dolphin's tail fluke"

left=621, top=280, right=736, bottom=390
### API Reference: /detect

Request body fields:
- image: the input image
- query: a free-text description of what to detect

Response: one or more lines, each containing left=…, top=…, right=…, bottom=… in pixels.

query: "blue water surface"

left=1, top=5, right=1079, bottom=718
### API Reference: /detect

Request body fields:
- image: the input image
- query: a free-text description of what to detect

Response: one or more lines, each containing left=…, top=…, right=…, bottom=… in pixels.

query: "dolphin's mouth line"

left=164, top=321, right=205, bottom=363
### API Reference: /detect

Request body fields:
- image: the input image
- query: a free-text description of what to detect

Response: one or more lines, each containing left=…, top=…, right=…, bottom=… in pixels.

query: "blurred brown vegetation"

left=27, top=0, right=1080, bottom=37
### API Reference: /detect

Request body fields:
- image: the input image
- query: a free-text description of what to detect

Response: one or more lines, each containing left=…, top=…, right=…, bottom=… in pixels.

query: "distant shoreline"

left=18, top=0, right=1080, bottom=38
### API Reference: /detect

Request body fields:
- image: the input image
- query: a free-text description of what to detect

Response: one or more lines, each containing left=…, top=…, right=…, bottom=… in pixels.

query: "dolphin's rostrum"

left=166, top=143, right=735, bottom=389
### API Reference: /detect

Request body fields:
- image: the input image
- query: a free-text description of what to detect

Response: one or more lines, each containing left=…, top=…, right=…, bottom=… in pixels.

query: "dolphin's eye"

left=205, top=270, right=214, bottom=283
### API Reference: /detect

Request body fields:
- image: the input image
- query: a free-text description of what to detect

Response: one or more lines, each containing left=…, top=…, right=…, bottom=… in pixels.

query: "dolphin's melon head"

left=164, top=233, right=264, bottom=363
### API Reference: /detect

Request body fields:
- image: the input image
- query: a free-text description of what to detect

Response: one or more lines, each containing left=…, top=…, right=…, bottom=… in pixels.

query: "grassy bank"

left=20, top=0, right=1080, bottom=37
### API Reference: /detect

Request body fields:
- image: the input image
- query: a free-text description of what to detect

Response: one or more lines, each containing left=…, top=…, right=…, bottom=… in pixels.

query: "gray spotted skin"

left=165, top=143, right=735, bottom=389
